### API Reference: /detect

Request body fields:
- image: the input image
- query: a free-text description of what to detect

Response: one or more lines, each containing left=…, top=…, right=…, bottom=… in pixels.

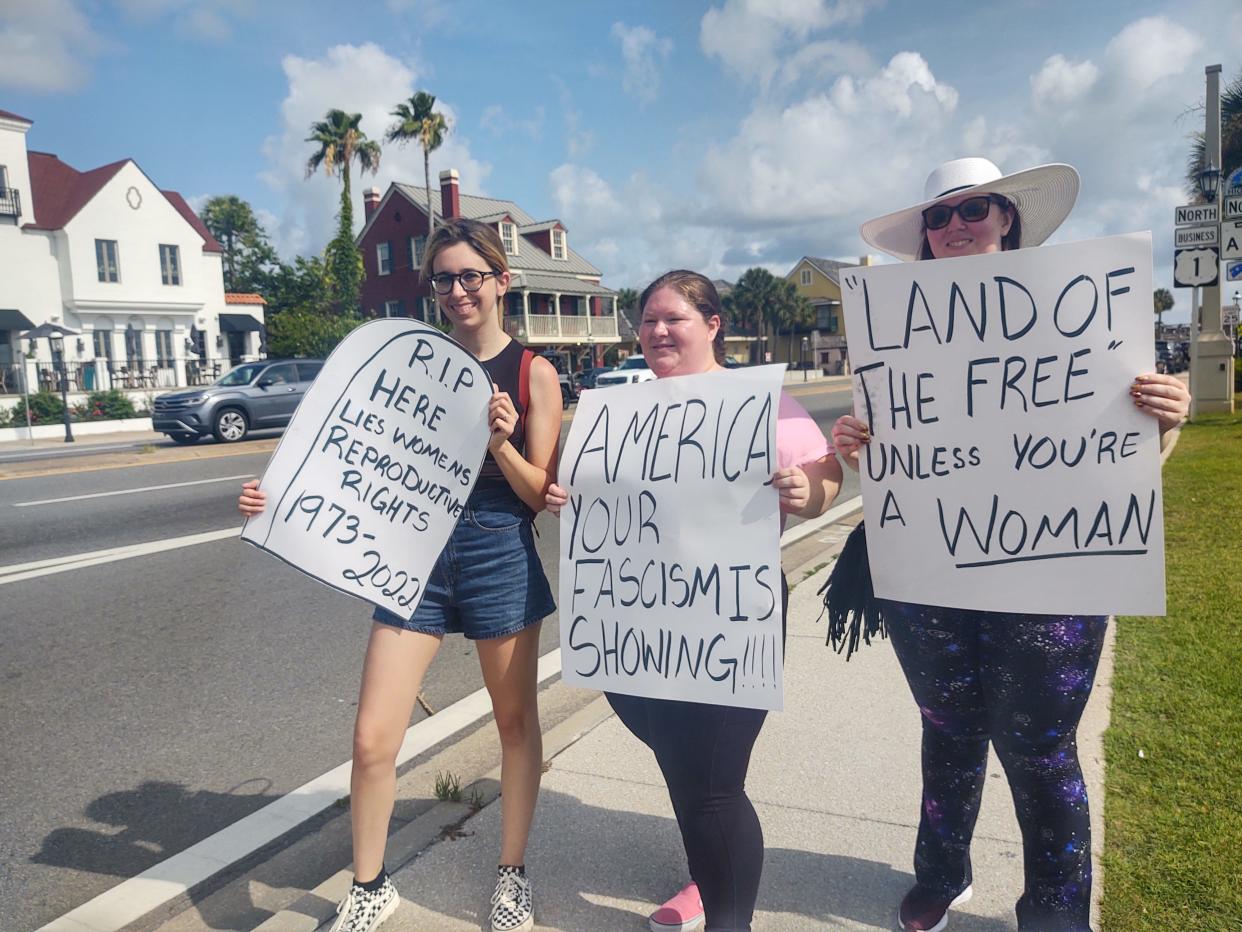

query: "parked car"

left=595, top=355, right=656, bottom=387
left=537, top=351, right=577, bottom=408
left=1155, top=340, right=1187, bottom=374
left=575, top=366, right=613, bottom=390
left=152, top=358, right=325, bottom=444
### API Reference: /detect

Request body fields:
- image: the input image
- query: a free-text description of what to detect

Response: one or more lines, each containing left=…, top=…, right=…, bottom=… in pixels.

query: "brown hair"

left=420, top=217, right=510, bottom=279
left=639, top=270, right=726, bottom=364
left=918, top=195, right=1022, bottom=261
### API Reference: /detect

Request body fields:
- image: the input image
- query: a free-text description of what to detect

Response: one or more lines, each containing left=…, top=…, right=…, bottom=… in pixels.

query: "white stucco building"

left=0, top=108, right=264, bottom=399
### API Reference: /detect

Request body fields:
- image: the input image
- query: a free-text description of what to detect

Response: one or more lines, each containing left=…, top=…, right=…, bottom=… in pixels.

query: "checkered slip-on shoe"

left=329, top=875, right=400, bottom=932
left=489, top=866, right=534, bottom=932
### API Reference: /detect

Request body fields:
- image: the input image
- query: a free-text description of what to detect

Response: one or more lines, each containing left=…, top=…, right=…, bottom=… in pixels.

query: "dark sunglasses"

left=430, top=269, right=499, bottom=294
left=922, top=195, right=1007, bottom=231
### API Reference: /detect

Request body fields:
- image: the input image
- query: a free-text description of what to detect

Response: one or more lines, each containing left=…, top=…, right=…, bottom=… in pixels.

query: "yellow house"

left=784, top=255, right=875, bottom=374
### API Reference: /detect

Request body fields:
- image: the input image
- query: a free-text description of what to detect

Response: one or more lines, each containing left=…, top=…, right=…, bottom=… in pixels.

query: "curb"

left=252, top=697, right=616, bottom=931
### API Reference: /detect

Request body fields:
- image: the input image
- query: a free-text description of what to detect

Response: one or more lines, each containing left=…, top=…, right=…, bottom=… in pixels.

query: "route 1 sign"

left=1174, top=247, right=1219, bottom=287
left=1223, top=219, right=1242, bottom=260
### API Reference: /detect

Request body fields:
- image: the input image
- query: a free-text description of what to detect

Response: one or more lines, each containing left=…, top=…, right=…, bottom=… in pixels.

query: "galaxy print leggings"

left=883, top=603, right=1108, bottom=932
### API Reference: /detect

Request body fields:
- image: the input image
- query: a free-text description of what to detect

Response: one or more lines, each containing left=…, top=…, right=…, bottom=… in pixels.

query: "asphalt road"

left=0, top=380, right=855, bottom=930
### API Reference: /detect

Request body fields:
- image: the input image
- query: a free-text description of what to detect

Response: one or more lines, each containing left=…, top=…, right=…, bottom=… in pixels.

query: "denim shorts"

left=372, top=484, right=555, bottom=640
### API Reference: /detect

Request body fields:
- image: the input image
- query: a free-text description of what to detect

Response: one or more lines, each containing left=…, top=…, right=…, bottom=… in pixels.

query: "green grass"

left=1102, top=407, right=1242, bottom=931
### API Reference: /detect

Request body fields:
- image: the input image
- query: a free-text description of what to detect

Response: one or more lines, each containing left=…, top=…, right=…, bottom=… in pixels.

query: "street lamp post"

left=800, top=336, right=809, bottom=382
left=50, top=333, right=74, bottom=443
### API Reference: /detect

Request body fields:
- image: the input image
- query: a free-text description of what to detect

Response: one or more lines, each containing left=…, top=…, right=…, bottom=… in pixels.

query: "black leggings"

left=885, top=603, right=1108, bottom=932
left=607, top=578, right=788, bottom=932
left=607, top=693, right=767, bottom=932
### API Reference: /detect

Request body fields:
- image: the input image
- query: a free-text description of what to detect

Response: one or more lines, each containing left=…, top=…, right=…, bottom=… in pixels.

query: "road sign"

left=1225, top=305, right=1239, bottom=331
left=1223, top=219, right=1242, bottom=260
left=1225, top=195, right=1242, bottom=219
left=1176, top=203, right=1218, bottom=225
left=1175, top=224, right=1219, bottom=248
left=1174, top=247, right=1219, bottom=287
left=1228, top=260, right=1242, bottom=282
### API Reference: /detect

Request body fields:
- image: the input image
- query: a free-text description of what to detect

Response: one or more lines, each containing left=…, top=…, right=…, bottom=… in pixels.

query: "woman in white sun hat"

left=828, top=157, right=1189, bottom=932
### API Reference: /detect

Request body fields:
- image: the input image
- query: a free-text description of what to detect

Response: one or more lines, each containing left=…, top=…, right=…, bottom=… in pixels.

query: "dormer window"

left=552, top=228, right=566, bottom=260
left=500, top=222, right=517, bottom=256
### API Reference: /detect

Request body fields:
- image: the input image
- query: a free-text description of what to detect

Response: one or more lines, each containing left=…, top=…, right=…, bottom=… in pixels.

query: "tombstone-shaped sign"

left=242, top=320, right=492, bottom=619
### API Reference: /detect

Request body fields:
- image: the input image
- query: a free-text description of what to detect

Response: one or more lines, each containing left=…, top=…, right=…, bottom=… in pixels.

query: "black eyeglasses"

left=429, top=270, right=499, bottom=294
left=922, top=195, right=1007, bottom=231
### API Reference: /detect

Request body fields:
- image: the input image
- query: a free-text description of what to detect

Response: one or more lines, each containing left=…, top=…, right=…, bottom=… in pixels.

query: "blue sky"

left=3, top=0, right=1240, bottom=321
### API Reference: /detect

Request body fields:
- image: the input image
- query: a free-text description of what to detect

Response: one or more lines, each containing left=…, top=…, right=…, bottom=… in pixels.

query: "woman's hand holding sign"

left=488, top=383, right=518, bottom=454
left=1132, top=372, right=1189, bottom=434
left=239, top=479, right=267, bottom=516
left=831, top=414, right=871, bottom=472
left=545, top=482, right=568, bottom=517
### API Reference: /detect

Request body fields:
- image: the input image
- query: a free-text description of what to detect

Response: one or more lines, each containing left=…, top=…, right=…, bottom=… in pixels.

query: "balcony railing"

left=0, top=186, right=20, bottom=219
left=506, top=314, right=620, bottom=341
left=0, top=357, right=240, bottom=395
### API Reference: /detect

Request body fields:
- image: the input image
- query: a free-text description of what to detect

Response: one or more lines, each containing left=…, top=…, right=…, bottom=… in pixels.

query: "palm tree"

left=616, top=287, right=639, bottom=311
left=1184, top=68, right=1242, bottom=201
left=305, top=109, right=382, bottom=209
left=305, top=109, right=381, bottom=314
left=725, top=268, right=781, bottom=363
left=1153, top=287, right=1174, bottom=333
left=386, top=92, right=449, bottom=234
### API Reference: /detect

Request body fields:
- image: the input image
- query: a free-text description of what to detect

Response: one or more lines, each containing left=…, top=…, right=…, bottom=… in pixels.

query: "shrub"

left=25, top=390, right=66, bottom=425
left=79, top=390, right=137, bottom=420
left=267, top=308, right=365, bottom=358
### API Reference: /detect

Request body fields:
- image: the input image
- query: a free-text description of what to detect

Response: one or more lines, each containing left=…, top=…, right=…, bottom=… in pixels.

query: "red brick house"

left=356, top=170, right=620, bottom=368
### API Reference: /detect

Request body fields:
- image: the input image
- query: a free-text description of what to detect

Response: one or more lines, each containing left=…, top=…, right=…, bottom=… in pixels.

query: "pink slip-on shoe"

left=649, top=882, right=704, bottom=932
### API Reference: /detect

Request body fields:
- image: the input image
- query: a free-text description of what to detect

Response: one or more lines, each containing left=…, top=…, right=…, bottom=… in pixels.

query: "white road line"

left=0, top=528, right=240, bottom=585
left=779, top=495, right=863, bottom=547
left=13, top=474, right=254, bottom=507
left=38, top=649, right=566, bottom=932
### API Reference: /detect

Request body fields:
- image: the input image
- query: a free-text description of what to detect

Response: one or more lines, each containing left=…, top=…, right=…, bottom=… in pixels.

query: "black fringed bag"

left=817, top=521, right=887, bottom=659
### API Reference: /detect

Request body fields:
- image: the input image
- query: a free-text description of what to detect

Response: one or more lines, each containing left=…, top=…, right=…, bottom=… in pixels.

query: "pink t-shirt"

left=777, top=391, right=832, bottom=468
left=777, top=392, right=832, bottom=530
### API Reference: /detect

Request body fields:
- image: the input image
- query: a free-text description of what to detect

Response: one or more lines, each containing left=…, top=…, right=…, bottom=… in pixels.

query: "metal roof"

left=513, top=272, right=614, bottom=296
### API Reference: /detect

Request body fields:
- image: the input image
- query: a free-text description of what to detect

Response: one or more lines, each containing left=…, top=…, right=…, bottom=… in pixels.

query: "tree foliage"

left=724, top=268, right=783, bottom=362
left=267, top=308, right=365, bottom=358
left=616, top=287, right=639, bottom=311
left=1153, top=287, right=1175, bottom=327
left=305, top=109, right=382, bottom=314
left=200, top=195, right=277, bottom=293
left=1184, top=68, right=1242, bottom=201
left=387, top=91, right=449, bottom=236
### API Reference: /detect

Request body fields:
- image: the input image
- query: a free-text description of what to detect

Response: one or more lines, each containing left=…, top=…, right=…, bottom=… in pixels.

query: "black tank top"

left=476, top=338, right=529, bottom=489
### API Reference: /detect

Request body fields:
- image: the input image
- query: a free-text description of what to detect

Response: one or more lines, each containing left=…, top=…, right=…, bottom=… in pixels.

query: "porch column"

left=553, top=293, right=562, bottom=337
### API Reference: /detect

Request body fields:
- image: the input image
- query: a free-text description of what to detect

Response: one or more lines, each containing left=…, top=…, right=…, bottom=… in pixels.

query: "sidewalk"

left=251, top=561, right=1112, bottom=932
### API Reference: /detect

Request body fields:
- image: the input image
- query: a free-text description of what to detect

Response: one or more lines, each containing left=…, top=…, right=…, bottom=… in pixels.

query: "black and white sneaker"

left=489, top=865, right=534, bottom=932
left=329, top=875, right=400, bottom=932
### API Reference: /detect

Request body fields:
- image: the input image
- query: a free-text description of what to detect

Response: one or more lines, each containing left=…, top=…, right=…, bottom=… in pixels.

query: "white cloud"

left=115, top=0, right=252, bottom=41
left=700, top=0, right=879, bottom=87
left=1103, top=17, right=1200, bottom=93
left=0, top=0, right=103, bottom=92
left=260, top=43, right=489, bottom=259
left=610, top=22, right=673, bottom=105
left=479, top=103, right=544, bottom=140
left=1030, top=54, right=1100, bottom=111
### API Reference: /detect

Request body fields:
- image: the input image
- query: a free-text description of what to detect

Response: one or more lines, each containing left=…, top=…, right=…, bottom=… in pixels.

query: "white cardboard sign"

left=559, top=365, right=786, bottom=710
left=840, top=233, right=1165, bottom=616
left=242, top=320, right=491, bottom=618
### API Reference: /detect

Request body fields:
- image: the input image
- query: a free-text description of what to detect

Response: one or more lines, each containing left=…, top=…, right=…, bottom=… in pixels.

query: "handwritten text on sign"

left=241, top=320, right=491, bottom=618
left=841, top=233, right=1165, bottom=615
left=559, top=365, right=786, bottom=710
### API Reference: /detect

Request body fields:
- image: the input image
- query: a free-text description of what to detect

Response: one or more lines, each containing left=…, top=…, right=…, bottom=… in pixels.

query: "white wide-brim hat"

left=859, top=157, right=1081, bottom=262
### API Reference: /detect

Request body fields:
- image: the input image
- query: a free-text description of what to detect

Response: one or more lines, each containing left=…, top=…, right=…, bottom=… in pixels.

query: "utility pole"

left=1190, top=64, right=1236, bottom=415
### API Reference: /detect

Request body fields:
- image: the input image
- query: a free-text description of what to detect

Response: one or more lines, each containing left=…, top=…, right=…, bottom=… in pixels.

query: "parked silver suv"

left=152, top=359, right=325, bottom=444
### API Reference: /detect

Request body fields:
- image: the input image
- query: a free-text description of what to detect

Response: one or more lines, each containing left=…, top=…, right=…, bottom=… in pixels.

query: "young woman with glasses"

left=239, top=218, right=560, bottom=932
left=830, top=158, right=1189, bottom=932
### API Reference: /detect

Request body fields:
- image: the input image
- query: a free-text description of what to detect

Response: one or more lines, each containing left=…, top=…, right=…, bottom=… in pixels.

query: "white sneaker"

left=329, top=875, right=400, bottom=932
left=490, top=866, right=534, bottom=932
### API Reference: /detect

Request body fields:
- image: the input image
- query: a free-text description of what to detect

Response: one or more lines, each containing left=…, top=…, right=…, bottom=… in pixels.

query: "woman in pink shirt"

left=548, top=269, right=841, bottom=932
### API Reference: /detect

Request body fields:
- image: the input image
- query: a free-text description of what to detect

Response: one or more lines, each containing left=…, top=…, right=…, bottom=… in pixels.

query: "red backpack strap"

left=517, top=348, right=534, bottom=427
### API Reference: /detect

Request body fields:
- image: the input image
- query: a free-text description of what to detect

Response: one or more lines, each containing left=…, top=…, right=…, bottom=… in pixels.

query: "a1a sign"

left=1175, top=203, right=1218, bottom=225
left=1222, top=219, right=1242, bottom=260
